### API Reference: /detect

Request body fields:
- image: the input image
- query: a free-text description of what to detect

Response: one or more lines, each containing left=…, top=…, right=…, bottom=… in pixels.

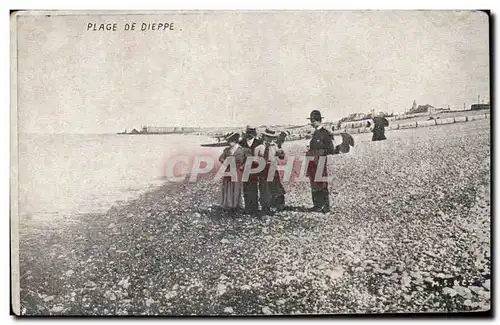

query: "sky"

left=15, top=10, right=489, bottom=133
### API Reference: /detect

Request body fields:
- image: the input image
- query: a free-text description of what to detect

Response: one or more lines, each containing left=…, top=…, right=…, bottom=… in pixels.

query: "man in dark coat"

left=276, top=131, right=288, bottom=149
left=306, top=110, right=335, bottom=213
left=239, top=126, right=262, bottom=214
left=372, top=115, right=389, bottom=141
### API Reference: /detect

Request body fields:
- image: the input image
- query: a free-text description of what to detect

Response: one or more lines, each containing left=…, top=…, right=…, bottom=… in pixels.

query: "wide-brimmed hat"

left=245, top=125, right=257, bottom=136
left=225, top=132, right=240, bottom=143
left=261, top=128, right=278, bottom=138
left=307, top=110, right=323, bottom=121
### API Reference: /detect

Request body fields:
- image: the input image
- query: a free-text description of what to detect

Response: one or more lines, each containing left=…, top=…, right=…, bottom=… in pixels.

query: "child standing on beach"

left=218, top=132, right=246, bottom=212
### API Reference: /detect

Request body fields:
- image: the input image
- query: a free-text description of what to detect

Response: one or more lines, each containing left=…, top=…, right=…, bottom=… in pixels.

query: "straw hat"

left=261, top=128, right=278, bottom=138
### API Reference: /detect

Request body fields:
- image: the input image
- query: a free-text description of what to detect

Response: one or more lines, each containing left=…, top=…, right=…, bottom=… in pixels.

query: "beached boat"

left=200, top=142, right=228, bottom=147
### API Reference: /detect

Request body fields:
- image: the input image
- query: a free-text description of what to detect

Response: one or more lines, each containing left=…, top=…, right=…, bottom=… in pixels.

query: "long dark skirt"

left=259, top=168, right=286, bottom=211
left=372, top=128, right=387, bottom=141
left=243, top=181, right=259, bottom=213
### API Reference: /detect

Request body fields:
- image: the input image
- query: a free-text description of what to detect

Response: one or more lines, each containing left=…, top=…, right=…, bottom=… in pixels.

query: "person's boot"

left=320, top=190, right=331, bottom=213
left=275, top=196, right=285, bottom=211
left=309, top=189, right=321, bottom=211
left=261, top=207, right=274, bottom=216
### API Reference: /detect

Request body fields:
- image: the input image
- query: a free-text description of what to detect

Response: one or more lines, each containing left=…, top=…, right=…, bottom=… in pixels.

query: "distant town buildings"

left=346, top=112, right=367, bottom=121
left=411, top=100, right=417, bottom=112
left=142, top=126, right=174, bottom=133
left=408, top=101, right=436, bottom=114
left=140, top=126, right=202, bottom=133
left=471, top=103, right=490, bottom=110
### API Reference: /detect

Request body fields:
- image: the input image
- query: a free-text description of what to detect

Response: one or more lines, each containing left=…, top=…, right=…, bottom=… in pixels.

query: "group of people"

left=218, top=109, right=336, bottom=215
left=218, top=126, right=287, bottom=215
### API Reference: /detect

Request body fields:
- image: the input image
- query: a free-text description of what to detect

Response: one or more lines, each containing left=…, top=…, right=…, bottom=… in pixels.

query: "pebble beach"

left=18, top=118, right=491, bottom=316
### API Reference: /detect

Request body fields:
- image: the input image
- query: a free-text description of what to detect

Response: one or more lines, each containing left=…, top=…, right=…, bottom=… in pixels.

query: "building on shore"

left=409, top=102, right=436, bottom=114
left=346, top=112, right=367, bottom=121
left=125, top=126, right=204, bottom=134
left=471, top=103, right=490, bottom=110
left=141, top=126, right=179, bottom=133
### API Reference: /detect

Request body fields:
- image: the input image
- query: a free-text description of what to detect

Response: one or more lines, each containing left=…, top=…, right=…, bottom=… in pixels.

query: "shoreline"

left=112, top=110, right=490, bottom=142
left=18, top=119, right=491, bottom=315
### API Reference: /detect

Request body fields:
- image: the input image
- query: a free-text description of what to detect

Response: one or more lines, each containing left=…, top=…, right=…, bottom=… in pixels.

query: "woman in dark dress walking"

left=371, top=114, right=389, bottom=141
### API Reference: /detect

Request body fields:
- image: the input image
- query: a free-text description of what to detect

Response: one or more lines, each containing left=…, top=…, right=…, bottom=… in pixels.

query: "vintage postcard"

left=11, top=10, right=491, bottom=316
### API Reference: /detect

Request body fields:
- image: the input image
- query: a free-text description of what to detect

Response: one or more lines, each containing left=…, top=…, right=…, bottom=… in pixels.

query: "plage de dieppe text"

left=87, top=22, right=177, bottom=31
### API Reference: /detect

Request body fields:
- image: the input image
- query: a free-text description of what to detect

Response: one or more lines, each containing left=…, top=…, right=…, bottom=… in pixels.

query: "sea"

left=16, top=115, right=490, bottom=222
left=17, top=133, right=219, bottom=221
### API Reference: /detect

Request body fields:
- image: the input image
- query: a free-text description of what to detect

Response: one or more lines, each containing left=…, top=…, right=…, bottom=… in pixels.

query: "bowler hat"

left=307, top=110, right=323, bottom=121
left=245, top=125, right=257, bottom=136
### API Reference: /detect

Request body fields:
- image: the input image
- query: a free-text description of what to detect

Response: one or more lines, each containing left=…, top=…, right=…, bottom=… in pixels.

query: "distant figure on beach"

left=255, top=128, right=286, bottom=213
left=218, top=132, right=246, bottom=212
left=330, top=126, right=339, bottom=154
left=336, top=132, right=355, bottom=154
left=277, top=131, right=288, bottom=149
left=239, top=126, right=262, bottom=214
left=371, top=114, right=389, bottom=141
left=306, top=110, right=335, bottom=213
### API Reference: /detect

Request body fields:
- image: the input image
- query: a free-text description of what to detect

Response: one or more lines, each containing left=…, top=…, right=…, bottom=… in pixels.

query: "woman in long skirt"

left=218, top=132, right=246, bottom=212
left=372, top=115, right=389, bottom=141
left=255, top=128, right=286, bottom=213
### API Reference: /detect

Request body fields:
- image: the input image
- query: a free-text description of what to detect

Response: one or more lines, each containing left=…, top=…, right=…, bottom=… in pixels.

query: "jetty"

left=117, top=126, right=202, bottom=135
